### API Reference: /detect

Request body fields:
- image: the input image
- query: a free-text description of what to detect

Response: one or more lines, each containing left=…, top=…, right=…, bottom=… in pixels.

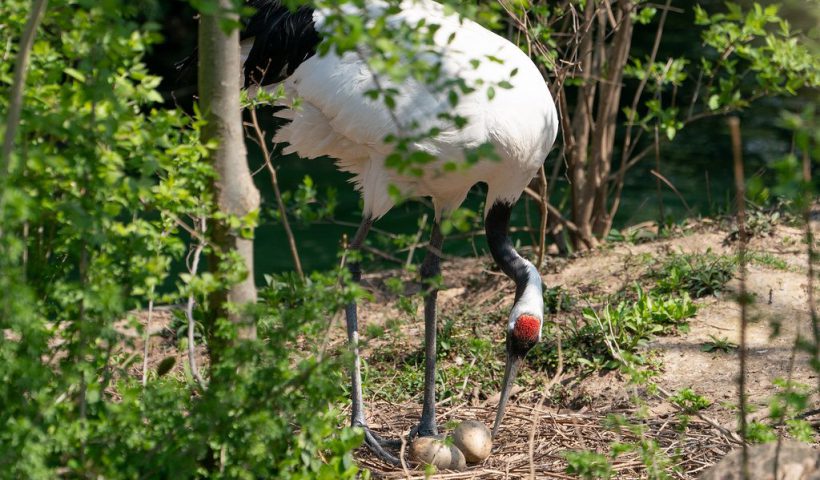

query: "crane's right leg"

left=345, top=218, right=401, bottom=465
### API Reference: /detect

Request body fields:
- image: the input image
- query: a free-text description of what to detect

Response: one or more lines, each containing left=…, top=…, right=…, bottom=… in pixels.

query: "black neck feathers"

left=242, top=1, right=320, bottom=87
left=175, top=1, right=320, bottom=92
left=485, top=202, right=530, bottom=302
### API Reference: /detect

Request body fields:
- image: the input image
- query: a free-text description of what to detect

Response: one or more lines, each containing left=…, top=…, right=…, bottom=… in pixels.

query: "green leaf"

left=156, top=356, right=176, bottom=377
left=448, top=90, right=459, bottom=107
left=63, top=67, right=86, bottom=82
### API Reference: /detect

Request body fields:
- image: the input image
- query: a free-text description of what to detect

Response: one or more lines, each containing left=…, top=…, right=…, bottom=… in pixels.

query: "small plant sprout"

left=564, top=450, right=614, bottom=479
left=670, top=388, right=712, bottom=414
left=701, top=335, right=739, bottom=353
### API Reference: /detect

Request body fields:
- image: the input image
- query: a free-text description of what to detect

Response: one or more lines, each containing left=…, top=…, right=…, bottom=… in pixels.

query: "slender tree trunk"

left=568, top=1, right=596, bottom=249
left=1, top=0, right=47, bottom=174
left=0, top=0, right=48, bottom=241
left=198, top=0, right=261, bottom=348
left=591, top=0, right=633, bottom=236
left=564, top=0, right=633, bottom=249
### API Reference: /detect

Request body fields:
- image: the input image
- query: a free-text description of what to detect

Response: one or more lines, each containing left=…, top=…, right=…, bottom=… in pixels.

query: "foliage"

left=765, top=378, right=817, bottom=443
left=543, top=285, right=575, bottom=313
left=533, top=286, right=696, bottom=373
left=744, top=421, right=778, bottom=444
left=651, top=250, right=736, bottom=298
left=694, top=3, right=819, bottom=107
left=499, top=0, right=818, bottom=249
left=604, top=415, right=676, bottom=480
left=564, top=450, right=613, bottom=479
left=0, top=0, right=361, bottom=477
left=669, top=388, right=712, bottom=414
left=700, top=334, right=738, bottom=353
left=726, top=202, right=789, bottom=240
left=583, top=286, right=697, bottom=353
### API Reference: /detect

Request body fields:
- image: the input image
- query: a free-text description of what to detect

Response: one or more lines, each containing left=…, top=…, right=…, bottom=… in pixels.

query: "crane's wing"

left=273, top=1, right=531, bottom=156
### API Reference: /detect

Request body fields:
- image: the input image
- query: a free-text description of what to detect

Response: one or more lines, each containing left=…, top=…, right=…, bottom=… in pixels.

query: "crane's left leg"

left=416, top=223, right=444, bottom=437
left=344, top=218, right=401, bottom=465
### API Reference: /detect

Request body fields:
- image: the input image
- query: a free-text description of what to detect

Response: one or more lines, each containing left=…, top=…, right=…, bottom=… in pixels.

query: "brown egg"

left=409, top=436, right=466, bottom=471
left=453, top=420, right=492, bottom=463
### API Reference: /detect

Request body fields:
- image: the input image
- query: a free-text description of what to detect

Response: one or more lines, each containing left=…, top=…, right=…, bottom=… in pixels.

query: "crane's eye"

left=512, top=314, right=540, bottom=344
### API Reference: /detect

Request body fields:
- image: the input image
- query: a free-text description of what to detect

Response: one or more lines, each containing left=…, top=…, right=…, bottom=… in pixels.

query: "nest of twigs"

left=354, top=402, right=736, bottom=479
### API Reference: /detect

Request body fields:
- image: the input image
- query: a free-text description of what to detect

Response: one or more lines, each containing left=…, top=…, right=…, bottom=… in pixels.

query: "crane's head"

left=492, top=263, right=544, bottom=438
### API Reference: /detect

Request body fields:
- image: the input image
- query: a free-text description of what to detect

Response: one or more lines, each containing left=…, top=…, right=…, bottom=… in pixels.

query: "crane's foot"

left=356, top=423, right=401, bottom=465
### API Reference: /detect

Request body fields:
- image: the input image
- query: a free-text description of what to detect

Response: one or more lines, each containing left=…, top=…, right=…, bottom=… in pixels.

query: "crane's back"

left=244, top=0, right=558, bottom=218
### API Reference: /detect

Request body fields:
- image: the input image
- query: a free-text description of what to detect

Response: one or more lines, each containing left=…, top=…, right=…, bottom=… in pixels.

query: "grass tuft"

left=651, top=250, right=736, bottom=298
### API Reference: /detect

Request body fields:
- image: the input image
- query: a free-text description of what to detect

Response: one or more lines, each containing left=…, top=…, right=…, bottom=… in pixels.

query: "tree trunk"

left=198, top=1, right=261, bottom=348
left=591, top=0, right=633, bottom=236
left=564, top=0, right=633, bottom=250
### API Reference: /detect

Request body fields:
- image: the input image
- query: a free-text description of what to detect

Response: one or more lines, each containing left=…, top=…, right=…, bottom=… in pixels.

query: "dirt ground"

left=548, top=222, right=818, bottom=428
left=344, top=216, right=819, bottom=478
left=131, top=214, right=819, bottom=478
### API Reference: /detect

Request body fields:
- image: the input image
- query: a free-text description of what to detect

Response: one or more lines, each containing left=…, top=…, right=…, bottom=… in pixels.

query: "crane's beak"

left=491, top=349, right=523, bottom=438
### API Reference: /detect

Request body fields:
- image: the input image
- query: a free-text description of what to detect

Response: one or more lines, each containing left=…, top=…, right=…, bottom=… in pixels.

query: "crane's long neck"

left=486, top=200, right=543, bottom=437
left=485, top=202, right=538, bottom=302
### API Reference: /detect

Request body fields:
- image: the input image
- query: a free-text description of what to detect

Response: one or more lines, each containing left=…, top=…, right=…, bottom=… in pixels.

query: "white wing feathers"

left=263, top=0, right=558, bottom=218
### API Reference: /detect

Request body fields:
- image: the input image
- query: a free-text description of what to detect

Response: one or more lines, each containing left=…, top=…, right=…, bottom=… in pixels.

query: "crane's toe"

left=362, top=428, right=401, bottom=465
left=364, top=427, right=402, bottom=449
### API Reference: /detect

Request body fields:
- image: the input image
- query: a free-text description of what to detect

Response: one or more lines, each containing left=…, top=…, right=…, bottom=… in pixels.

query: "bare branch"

left=142, top=295, right=155, bottom=387
left=247, top=107, right=304, bottom=279
left=187, top=217, right=208, bottom=391
left=610, top=0, right=673, bottom=223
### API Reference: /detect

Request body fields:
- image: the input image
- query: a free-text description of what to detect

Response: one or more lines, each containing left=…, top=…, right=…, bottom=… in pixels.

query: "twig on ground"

left=399, top=435, right=410, bottom=479
left=656, top=385, right=743, bottom=445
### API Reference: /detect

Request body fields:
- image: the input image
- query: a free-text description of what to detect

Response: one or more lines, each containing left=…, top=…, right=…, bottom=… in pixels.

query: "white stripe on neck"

left=508, top=259, right=543, bottom=340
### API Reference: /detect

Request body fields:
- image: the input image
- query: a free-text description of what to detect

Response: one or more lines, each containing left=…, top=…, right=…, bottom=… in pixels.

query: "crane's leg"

left=344, top=218, right=401, bottom=465
left=416, top=223, right=444, bottom=437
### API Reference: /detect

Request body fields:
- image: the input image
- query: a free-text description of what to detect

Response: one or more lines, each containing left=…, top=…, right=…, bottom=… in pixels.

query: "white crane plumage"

left=238, top=0, right=558, bottom=465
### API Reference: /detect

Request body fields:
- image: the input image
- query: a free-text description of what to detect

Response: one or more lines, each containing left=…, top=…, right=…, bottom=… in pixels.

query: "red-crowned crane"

left=239, top=0, right=558, bottom=465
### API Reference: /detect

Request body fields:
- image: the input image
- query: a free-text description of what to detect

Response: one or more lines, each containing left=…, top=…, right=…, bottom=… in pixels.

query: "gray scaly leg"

left=344, top=218, right=401, bottom=464
left=416, top=223, right=444, bottom=438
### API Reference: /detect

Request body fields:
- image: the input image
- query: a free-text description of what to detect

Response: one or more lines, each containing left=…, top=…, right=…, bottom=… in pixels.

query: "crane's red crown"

left=512, top=314, right=540, bottom=343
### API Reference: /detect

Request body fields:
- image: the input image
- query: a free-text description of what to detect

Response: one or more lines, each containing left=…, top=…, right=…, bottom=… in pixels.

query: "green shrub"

left=582, top=286, right=697, bottom=354
left=669, top=388, right=712, bottom=413
left=0, top=1, right=361, bottom=477
left=533, top=287, right=696, bottom=374
left=564, top=450, right=613, bottom=479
